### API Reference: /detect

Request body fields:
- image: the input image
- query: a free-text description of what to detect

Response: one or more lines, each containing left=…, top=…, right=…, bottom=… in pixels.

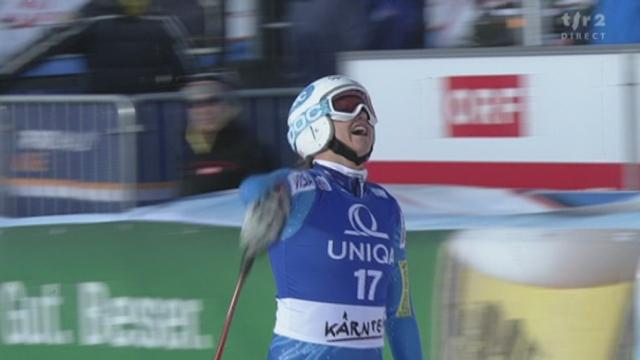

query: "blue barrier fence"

left=0, top=105, right=10, bottom=216
left=0, top=88, right=300, bottom=217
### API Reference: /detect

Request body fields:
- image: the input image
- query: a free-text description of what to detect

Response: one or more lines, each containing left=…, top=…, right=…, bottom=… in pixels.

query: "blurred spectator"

left=368, top=0, right=424, bottom=50
left=473, top=0, right=523, bottom=46
left=83, top=0, right=205, bottom=38
left=591, top=0, right=640, bottom=44
left=284, top=0, right=425, bottom=85
left=78, top=0, right=192, bottom=93
left=426, top=0, right=477, bottom=47
left=284, top=0, right=371, bottom=85
left=180, top=74, right=274, bottom=196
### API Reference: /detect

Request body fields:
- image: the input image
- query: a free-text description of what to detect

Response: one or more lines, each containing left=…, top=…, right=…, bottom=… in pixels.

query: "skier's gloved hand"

left=240, top=183, right=290, bottom=260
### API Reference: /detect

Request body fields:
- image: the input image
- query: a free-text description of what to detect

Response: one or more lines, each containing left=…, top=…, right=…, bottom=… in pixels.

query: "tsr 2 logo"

left=561, top=12, right=606, bottom=41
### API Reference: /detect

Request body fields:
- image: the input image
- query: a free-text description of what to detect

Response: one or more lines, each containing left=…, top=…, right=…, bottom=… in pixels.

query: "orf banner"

left=444, top=75, right=526, bottom=138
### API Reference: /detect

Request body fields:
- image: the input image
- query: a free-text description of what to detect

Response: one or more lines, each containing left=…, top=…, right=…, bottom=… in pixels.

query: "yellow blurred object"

left=118, top=0, right=151, bottom=16
left=448, top=267, right=631, bottom=359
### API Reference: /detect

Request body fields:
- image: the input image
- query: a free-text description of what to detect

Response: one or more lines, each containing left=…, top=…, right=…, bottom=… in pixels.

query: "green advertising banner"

left=0, top=222, right=445, bottom=360
left=3, top=221, right=635, bottom=359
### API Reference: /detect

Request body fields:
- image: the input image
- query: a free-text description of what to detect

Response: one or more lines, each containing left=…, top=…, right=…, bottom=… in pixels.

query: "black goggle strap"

left=327, top=137, right=373, bottom=166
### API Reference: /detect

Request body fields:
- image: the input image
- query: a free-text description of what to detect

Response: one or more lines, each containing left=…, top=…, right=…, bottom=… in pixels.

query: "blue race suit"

left=240, top=160, right=423, bottom=360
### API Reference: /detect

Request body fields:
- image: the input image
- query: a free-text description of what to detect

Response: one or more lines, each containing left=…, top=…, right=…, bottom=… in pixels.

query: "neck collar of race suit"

left=312, top=160, right=367, bottom=197
left=327, top=137, right=373, bottom=167
left=313, top=159, right=368, bottom=181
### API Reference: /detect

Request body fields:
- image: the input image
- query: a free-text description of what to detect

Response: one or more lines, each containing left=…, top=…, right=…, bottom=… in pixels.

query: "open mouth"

left=350, top=125, right=368, bottom=136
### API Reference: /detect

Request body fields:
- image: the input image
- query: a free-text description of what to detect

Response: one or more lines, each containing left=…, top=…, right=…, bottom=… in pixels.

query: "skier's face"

left=332, top=110, right=375, bottom=158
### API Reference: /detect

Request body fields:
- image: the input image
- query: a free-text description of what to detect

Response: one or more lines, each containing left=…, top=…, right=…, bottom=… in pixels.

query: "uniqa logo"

left=344, top=204, right=389, bottom=239
left=327, top=240, right=394, bottom=264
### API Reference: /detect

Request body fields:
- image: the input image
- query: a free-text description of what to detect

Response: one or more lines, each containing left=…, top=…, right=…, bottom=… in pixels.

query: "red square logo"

left=444, top=75, right=526, bottom=137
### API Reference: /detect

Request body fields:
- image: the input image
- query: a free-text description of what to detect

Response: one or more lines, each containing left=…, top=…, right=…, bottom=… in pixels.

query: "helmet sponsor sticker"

left=290, top=84, right=315, bottom=115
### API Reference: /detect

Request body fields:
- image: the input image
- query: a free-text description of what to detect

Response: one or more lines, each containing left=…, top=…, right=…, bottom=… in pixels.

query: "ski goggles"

left=321, top=87, right=378, bottom=125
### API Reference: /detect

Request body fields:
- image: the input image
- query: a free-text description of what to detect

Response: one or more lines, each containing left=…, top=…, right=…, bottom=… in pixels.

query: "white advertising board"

left=339, top=49, right=639, bottom=189
left=341, top=53, right=629, bottom=162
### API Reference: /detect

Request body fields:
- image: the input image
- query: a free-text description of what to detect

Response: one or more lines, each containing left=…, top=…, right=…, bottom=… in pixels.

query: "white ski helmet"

left=287, top=75, right=377, bottom=159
